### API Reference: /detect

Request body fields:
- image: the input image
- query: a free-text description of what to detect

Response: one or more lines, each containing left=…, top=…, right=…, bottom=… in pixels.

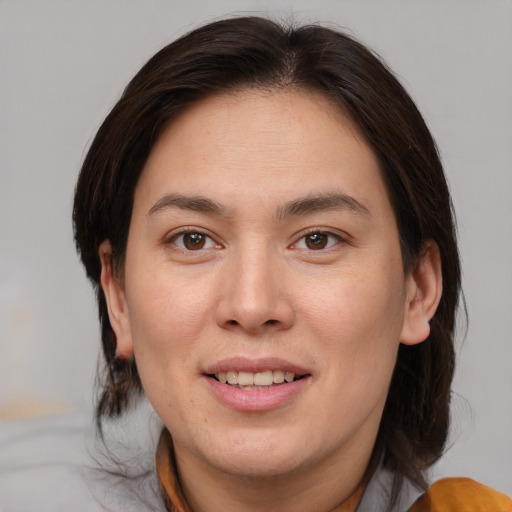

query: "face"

left=101, top=89, right=436, bottom=483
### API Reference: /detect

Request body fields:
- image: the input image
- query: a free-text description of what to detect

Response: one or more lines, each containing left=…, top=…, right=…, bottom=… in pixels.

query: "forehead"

left=136, top=88, right=390, bottom=218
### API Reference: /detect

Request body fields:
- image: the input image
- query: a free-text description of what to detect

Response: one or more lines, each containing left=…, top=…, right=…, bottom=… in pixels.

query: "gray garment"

left=357, top=466, right=424, bottom=512
left=0, top=406, right=165, bottom=512
left=0, top=407, right=423, bottom=512
left=0, top=411, right=102, bottom=512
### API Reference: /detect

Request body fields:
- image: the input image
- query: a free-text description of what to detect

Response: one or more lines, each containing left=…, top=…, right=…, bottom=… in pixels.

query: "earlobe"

left=400, top=240, right=443, bottom=346
left=99, top=240, right=134, bottom=360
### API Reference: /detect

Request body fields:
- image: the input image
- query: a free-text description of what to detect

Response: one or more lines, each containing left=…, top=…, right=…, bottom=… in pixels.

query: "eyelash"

left=165, top=228, right=345, bottom=252
left=292, top=230, right=345, bottom=251
left=167, top=229, right=221, bottom=251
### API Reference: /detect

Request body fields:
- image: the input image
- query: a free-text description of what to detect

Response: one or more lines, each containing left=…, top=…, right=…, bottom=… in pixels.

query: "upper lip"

left=204, top=357, right=310, bottom=376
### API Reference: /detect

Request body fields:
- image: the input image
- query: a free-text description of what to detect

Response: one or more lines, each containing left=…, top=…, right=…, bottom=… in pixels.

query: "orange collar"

left=156, top=428, right=364, bottom=512
left=156, top=428, right=191, bottom=512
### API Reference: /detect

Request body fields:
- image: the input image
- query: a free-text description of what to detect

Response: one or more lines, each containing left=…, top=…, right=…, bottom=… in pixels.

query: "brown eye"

left=183, top=233, right=206, bottom=250
left=293, top=231, right=342, bottom=251
left=172, top=232, right=217, bottom=251
left=305, top=232, right=329, bottom=250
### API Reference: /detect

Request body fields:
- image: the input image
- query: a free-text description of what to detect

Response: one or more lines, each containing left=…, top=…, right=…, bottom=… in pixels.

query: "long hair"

left=73, top=16, right=461, bottom=505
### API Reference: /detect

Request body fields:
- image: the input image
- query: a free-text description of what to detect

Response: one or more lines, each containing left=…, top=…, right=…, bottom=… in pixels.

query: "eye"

left=170, top=231, right=219, bottom=251
left=294, top=231, right=342, bottom=250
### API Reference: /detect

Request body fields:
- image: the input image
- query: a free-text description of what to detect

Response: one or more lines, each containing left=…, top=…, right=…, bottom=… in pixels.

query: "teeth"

left=226, top=371, right=238, bottom=385
left=254, top=371, right=273, bottom=386
left=214, top=370, right=297, bottom=386
left=273, top=370, right=285, bottom=383
left=238, top=371, right=254, bottom=386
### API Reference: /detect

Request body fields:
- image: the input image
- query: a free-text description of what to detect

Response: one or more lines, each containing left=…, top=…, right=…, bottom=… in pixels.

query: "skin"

left=100, top=89, right=442, bottom=512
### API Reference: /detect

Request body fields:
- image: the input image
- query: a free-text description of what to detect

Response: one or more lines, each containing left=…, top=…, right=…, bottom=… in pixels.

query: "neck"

left=157, top=429, right=370, bottom=512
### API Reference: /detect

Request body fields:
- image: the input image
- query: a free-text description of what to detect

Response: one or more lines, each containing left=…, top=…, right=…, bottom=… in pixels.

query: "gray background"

left=1, top=0, right=511, bottom=496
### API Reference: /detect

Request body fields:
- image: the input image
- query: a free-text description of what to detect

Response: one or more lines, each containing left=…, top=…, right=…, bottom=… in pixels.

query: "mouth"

left=204, top=359, right=311, bottom=411
left=208, top=370, right=307, bottom=389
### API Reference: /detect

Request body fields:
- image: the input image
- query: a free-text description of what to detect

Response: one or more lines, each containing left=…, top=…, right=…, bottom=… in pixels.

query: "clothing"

left=0, top=411, right=102, bottom=512
left=2, top=410, right=509, bottom=512
left=410, top=478, right=512, bottom=512
left=357, top=464, right=512, bottom=512
left=155, top=429, right=512, bottom=512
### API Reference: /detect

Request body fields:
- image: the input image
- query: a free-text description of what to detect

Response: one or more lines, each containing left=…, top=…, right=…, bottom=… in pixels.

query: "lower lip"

left=204, top=376, right=311, bottom=412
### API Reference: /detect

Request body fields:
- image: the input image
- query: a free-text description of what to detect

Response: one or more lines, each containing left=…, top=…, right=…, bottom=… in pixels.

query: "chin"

left=197, top=433, right=316, bottom=480
left=214, top=453, right=304, bottom=480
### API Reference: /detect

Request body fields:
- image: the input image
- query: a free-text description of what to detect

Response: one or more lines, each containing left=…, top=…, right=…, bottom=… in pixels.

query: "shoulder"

left=0, top=410, right=102, bottom=511
left=409, top=477, right=512, bottom=512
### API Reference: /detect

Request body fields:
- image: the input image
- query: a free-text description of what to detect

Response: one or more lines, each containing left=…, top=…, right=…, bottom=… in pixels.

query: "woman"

left=73, top=16, right=511, bottom=512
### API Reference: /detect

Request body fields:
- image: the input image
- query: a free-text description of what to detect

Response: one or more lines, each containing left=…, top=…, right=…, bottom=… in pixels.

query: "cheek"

left=307, top=267, right=404, bottom=331
left=301, top=263, right=406, bottom=375
left=124, top=272, right=216, bottom=404
left=124, top=277, right=203, bottom=416
left=128, top=271, right=212, bottom=346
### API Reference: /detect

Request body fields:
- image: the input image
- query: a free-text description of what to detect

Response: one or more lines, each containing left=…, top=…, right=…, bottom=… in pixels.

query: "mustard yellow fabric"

left=410, top=477, right=512, bottom=512
left=332, top=484, right=365, bottom=512
left=156, top=429, right=191, bottom=512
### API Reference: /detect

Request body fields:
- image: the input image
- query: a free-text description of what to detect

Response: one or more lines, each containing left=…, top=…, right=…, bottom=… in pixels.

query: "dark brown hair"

left=73, top=16, right=461, bottom=505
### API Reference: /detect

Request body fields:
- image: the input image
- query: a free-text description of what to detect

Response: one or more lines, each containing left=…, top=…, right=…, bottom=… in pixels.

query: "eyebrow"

left=147, top=192, right=370, bottom=220
left=148, top=194, right=228, bottom=217
left=277, top=193, right=370, bottom=219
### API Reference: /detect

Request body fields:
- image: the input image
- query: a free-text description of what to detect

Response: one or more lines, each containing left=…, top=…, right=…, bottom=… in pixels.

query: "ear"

left=400, top=240, right=443, bottom=346
left=99, top=240, right=134, bottom=360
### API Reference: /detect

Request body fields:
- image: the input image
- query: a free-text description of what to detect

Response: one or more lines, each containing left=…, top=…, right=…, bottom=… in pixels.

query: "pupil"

left=184, top=233, right=205, bottom=249
left=306, top=233, right=327, bottom=249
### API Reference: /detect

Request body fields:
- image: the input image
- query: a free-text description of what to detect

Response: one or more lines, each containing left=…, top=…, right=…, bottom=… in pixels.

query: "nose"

left=215, top=246, right=294, bottom=335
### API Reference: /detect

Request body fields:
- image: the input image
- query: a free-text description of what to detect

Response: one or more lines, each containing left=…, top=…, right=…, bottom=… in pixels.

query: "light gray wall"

left=1, top=0, right=511, bottom=495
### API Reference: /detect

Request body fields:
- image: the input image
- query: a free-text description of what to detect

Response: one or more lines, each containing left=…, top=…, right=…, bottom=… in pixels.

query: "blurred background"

left=1, top=0, right=511, bottom=495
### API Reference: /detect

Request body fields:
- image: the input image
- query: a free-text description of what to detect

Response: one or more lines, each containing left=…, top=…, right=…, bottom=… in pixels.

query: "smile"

left=213, top=370, right=303, bottom=389
left=204, top=358, right=311, bottom=410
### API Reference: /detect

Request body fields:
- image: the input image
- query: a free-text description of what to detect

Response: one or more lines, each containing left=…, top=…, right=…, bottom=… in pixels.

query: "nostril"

left=265, top=319, right=278, bottom=325
left=227, top=320, right=239, bottom=326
